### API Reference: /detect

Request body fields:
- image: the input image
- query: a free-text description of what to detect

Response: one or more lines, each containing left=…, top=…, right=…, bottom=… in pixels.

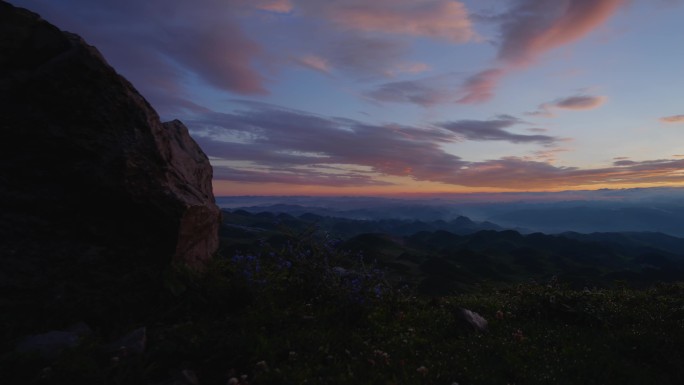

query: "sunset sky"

left=14, top=0, right=684, bottom=196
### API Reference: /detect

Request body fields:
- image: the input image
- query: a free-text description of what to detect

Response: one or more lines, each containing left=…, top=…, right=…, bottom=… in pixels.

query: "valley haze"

left=218, top=187, right=684, bottom=237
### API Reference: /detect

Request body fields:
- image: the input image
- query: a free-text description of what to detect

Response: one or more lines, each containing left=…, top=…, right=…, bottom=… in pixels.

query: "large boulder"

left=0, top=1, right=220, bottom=274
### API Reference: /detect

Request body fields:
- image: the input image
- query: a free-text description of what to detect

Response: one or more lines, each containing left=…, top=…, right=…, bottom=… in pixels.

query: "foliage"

left=3, top=230, right=684, bottom=384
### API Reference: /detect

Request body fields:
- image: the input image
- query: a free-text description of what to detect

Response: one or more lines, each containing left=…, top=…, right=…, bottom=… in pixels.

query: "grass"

left=2, top=233, right=684, bottom=384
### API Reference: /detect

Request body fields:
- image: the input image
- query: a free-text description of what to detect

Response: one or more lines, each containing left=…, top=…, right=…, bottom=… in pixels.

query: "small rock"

left=16, top=322, right=92, bottom=358
left=458, top=308, right=488, bottom=332
left=108, top=327, right=146, bottom=355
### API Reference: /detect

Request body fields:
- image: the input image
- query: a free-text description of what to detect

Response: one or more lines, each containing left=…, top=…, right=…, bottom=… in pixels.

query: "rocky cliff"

left=0, top=1, right=220, bottom=276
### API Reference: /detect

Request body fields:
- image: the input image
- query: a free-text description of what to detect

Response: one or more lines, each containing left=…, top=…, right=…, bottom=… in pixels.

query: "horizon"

left=12, top=0, right=684, bottom=196
left=214, top=185, right=684, bottom=200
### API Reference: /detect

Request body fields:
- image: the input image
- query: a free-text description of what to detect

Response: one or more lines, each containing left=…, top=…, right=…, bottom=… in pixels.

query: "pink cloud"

left=456, top=68, right=506, bottom=104
left=660, top=115, right=684, bottom=123
left=498, top=0, right=626, bottom=65
left=296, top=55, right=331, bottom=74
left=301, top=0, right=475, bottom=42
left=458, top=0, right=626, bottom=104
left=253, top=0, right=293, bottom=13
left=528, top=94, right=607, bottom=116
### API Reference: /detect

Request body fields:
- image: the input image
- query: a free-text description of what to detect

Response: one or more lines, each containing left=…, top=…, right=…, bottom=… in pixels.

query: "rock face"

left=0, top=1, right=220, bottom=271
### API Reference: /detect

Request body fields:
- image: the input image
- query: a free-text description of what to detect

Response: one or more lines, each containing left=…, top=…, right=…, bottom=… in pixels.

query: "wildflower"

left=373, top=349, right=391, bottom=365
left=417, top=366, right=429, bottom=376
left=495, top=310, right=504, bottom=320
left=512, top=329, right=525, bottom=342
left=256, top=361, right=269, bottom=372
left=227, top=377, right=238, bottom=385
left=40, top=367, right=52, bottom=380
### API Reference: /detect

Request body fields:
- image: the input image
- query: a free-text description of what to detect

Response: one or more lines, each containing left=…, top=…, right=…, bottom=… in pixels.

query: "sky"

left=13, top=0, right=684, bottom=196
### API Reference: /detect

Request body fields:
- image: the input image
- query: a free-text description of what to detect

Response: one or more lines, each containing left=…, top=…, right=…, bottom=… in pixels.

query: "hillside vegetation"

left=3, top=210, right=684, bottom=384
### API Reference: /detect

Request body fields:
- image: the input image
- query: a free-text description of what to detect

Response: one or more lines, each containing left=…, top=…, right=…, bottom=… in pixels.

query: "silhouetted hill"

left=220, top=209, right=684, bottom=296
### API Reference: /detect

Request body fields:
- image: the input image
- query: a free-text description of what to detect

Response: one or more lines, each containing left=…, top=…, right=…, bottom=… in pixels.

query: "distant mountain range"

left=217, top=188, right=684, bottom=237
left=220, top=209, right=684, bottom=295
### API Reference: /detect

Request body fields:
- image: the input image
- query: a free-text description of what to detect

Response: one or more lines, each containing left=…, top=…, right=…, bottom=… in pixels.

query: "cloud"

left=324, top=35, right=409, bottom=77
left=528, top=94, right=607, bottom=116
left=188, top=102, right=466, bottom=184
left=295, top=55, right=331, bottom=74
left=497, top=0, right=626, bottom=65
left=188, top=102, right=684, bottom=190
left=13, top=0, right=268, bottom=115
left=13, top=0, right=476, bottom=109
left=445, top=157, right=684, bottom=189
left=456, top=68, right=506, bottom=104
left=297, top=0, right=475, bottom=42
left=365, top=76, right=456, bottom=106
left=213, top=166, right=393, bottom=187
left=439, top=115, right=560, bottom=144
left=253, top=0, right=293, bottom=13
left=457, top=0, right=626, bottom=104
left=660, top=115, right=684, bottom=123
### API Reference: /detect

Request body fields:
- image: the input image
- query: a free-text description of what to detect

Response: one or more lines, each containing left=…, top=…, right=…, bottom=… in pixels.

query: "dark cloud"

left=365, top=76, right=456, bottom=106
left=439, top=116, right=559, bottom=144
left=442, top=157, right=684, bottom=188
left=187, top=102, right=466, bottom=184
left=188, top=102, right=684, bottom=189
left=13, top=0, right=268, bottom=116
left=613, top=160, right=637, bottom=166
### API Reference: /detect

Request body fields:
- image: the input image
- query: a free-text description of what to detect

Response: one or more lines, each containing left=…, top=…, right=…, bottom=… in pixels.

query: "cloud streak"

left=439, top=115, right=560, bottom=144
left=660, top=115, right=684, bottom=123
left=528, top=94, right=607, bottom=116
left=298, top=0, right=475, bottom=42
left=365, top=76, right=456, bottom=107
left=183, top=103, right=684, bottom=190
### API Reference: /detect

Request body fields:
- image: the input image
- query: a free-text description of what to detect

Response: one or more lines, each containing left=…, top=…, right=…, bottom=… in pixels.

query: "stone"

left=0, top=1, right=220, bottom=270
left=457, top=308, right=488, bottom=332
left=107, top=327, right=147, bottom=355
left=16, top=322, right=92, bottom=359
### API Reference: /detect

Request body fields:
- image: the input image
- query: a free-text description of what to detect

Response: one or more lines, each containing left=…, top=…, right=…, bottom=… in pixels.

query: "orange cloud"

left=660, top=115, right=684, bottom=123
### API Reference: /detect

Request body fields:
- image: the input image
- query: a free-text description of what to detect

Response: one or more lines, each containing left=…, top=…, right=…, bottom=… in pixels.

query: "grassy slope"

left=3, top=218, right=684, bottom=384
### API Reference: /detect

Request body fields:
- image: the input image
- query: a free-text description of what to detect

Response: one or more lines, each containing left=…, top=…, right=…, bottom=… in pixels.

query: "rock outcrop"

left=0, top=1, right=220, bottom=272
